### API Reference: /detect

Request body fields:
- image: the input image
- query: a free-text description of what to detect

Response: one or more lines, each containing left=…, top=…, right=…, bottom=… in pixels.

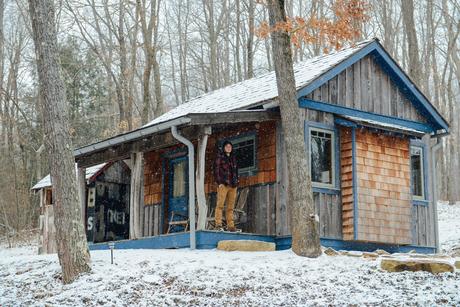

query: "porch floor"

left=88, top=230, right=436, bottom=254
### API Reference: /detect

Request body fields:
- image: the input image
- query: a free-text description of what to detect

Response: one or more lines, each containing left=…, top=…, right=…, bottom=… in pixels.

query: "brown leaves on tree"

left=256, top=0, right=370, bottom=52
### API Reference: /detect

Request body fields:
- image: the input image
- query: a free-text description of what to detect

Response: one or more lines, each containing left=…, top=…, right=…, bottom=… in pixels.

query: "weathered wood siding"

left=411, top=136, right=436, bottom=247
left=305, top=54, right=426, bottom=123
left=340, top=127, right=354, bottom=240
left=275, top=117, right=342, bottom=239
left=354, top=129, right=412, bottom=244
left=143, top=121, right=277, bottom=235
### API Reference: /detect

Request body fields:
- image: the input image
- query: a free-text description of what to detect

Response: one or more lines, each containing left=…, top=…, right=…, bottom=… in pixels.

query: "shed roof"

left=31, top=163, right=107, bottom=190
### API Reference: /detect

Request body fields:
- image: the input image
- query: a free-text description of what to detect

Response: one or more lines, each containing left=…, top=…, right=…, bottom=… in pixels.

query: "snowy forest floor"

left=1, top=202, right=459, bottom=306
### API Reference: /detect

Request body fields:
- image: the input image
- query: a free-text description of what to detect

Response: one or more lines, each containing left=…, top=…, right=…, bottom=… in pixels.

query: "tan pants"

left=215, top=184, right=237, bottom=227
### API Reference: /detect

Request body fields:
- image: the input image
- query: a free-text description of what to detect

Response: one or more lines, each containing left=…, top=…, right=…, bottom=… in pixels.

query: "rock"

left=340, top=250, right=362, bottom=257
left=217, top=240, right=276, bottom=252
left=408, top=250, right=417, bottom=254
left=375, top=249, right=390, bottom=255
left=324, top=247, right=339, bottom=256
left=381, top=258, right=455, bottom=274
left=455, top=260, right=460, bottom=270
left=362, top=252, right=379, bottom=260
left=408, top=253, right=430, bottom=258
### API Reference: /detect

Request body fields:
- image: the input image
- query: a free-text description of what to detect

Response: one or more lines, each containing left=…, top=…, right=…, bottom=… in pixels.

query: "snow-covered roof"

left=31, top=163, right=107, bottom=190
left=146, top=40, right=374, bottom=127
left=341, top=115, right=426, bottom=135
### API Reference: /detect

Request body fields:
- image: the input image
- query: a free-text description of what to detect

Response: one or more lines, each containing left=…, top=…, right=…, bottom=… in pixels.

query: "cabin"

left=72, top=39, right=448, bottom=253
left=32, top=161, right=130, bottom=254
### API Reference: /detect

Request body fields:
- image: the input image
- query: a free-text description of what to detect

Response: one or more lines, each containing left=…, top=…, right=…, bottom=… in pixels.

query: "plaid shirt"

left=214, top=150, right=238, bottom=187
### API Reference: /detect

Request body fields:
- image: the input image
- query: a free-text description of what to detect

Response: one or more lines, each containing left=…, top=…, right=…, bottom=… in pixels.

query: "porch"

left=88, top=230, right=436, bottom=254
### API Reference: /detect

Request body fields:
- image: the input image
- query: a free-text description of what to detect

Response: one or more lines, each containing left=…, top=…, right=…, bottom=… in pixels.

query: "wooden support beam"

left=77, top=167, right=86, bottom=225
left=129, top=152, right=143, bottom=239
left=76, top=126, right=200, bottom=168
left=196, top=126, right=211, bottom=230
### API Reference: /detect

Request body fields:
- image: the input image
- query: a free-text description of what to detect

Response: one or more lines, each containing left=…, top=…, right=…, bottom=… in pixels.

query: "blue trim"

left=299, top=98, right=434, bottom=134
left=304, top=121, right=341, bottom=190
left=334, top=118, right=358, bottom=128
left=275, top=236, right=436, bottom=254
left=410, top=139, right=429, bottom=205
left=296, top=40, right=448, bottom=132
left=351, top=127, right=358, bottom=240
left=88, top=231, right=435, bottom=254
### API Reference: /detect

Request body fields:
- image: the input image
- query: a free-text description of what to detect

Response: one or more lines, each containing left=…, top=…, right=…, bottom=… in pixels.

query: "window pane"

left=411, top=147, right=423, bottom=197
left=310, top=130, right=333, bottom=185
left=234, top=142, right=254, bottom=170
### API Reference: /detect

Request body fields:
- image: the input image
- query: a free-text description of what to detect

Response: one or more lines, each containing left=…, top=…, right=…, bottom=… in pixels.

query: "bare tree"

left=266, top=0, right=321, bottom=257
left=28, top=0, right=91, bottom=284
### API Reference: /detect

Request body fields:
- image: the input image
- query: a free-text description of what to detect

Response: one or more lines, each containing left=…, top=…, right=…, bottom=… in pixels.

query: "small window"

left=310, top=127, right=335, bottom=187
left=410, top=146, right=425, bottom=199
left=221, top=134, right=257, bottom=176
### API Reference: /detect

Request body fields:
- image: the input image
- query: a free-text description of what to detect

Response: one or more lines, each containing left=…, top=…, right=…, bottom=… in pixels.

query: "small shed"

left=32, top=161, right=130, bottom=254
left=73, top=38, right=448, bottom=253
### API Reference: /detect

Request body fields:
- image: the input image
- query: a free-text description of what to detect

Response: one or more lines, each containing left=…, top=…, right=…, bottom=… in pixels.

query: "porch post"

left=129, top=152, right=143, bottom=239
left=196, top=126, right=211, bottom=230
left=77, top=167, right=86, bottom=224
left=171, top=126, right=196, bottom=249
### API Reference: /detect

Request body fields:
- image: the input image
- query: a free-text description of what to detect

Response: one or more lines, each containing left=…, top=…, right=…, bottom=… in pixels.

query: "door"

left=168, top=156, right=188, bottom=232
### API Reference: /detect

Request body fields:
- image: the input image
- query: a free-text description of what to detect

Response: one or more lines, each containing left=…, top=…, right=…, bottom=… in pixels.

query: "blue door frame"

left=167, top=156, right=189, bottom=233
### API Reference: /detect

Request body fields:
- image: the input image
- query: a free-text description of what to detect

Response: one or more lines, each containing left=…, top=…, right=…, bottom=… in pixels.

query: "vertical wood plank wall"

left=304, top=54, right=426, bottom=123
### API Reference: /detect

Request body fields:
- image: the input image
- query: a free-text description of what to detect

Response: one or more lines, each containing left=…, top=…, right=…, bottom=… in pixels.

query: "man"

left=214, top=140, right=238, bottom=231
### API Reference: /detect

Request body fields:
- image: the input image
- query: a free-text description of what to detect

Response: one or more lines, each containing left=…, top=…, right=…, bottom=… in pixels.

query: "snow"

left=1, top=201, right=459, bottom=306
left=31, top=163, right=106, bottom=190
left=145, top=40, right=374, bottom=127
left=438, top=201, right=460, bottom=252
left=341, top=115, right=426, bottom=134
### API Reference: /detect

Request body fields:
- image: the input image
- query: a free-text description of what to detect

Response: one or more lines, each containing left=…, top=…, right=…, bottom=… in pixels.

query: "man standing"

left=214, top=140, right=239, bottom=231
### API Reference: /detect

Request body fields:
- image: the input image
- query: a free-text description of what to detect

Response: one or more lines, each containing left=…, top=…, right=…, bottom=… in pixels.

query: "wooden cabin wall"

left=354, top=129, right=412, bottom=244
left=412, top=135, right=436, bottom=247
left=275, top=112, right=343, bottom=239
left=305, top=54, right=426, bottom=123
left=143, top=121, right=277, bottom=236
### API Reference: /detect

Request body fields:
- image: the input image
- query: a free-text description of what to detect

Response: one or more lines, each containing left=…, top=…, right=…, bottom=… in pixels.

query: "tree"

left=266, top=0, right=321, bottom=257
left=263, top=0, right=368, bottom=257
left=28, top=0, right=91, bottom=283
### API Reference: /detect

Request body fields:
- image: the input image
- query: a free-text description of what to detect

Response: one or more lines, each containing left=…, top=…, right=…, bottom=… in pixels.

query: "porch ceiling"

left=74, top=110, right=279, bottom=168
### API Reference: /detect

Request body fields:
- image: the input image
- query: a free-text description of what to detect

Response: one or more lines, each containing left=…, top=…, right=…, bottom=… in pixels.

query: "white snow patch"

left=438, top=201, right=460, bottom=252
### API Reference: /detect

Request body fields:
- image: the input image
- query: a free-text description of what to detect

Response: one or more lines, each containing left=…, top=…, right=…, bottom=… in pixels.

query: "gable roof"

left=31, top=163, right=107, bottom=190
left=146, top=38, right=448, bottom=132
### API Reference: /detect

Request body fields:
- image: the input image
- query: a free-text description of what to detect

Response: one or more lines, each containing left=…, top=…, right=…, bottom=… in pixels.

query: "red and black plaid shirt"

left=214, top=150, right=239, bottom=187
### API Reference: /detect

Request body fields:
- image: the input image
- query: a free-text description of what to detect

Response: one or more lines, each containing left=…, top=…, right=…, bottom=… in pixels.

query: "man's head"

left=222, top=140, right=233, bottom=154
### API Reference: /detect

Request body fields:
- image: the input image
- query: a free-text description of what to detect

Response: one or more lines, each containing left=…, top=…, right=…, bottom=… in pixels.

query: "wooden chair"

left=166, top=211, right=189, bottom=234
left=206, top=187, right=250, bottom=230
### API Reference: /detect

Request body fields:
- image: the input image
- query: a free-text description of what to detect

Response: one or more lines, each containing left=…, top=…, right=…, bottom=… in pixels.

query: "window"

left=410, top=146, right=425, bottom=199
left=310, top=127, right=335, bottom=187
left=222, top=134, right=257, bottom=176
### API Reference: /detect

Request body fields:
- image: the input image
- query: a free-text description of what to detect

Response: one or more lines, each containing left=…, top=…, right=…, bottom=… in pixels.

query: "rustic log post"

left=129, top=152, right=143, bottom=239
left=77, top=167, right=86, bottom=225
left=196, top=126, right=211, bottom=230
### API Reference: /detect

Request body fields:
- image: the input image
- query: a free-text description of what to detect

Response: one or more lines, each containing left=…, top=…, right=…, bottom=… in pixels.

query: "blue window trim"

left=299, top=98, right=434, bottom=134
left=304, top=121, right=341, bottom=193
left=410, top=139, right=429, bottom=206
left=218, top=131, right=258, bottom=177
left=296, top=40, right=448, bottom=132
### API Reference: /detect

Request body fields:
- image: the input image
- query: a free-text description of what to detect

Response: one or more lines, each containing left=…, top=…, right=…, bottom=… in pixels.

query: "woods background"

left=0, top=0, right=458, bottom=235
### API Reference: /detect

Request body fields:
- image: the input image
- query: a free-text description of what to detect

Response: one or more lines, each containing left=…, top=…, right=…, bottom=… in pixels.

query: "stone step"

left=217, top=240, right=276, bottom=252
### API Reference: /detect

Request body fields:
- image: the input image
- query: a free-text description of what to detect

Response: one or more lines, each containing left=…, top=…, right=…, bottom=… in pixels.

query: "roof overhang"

left=74, top=110, right=280, bottom=159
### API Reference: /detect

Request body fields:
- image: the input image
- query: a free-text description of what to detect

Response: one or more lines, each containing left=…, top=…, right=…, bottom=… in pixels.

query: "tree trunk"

left=401, top=0, right=421, bottom=86
left=28, top=0, right=91, bottom=284
left=266, top=0, right=321, bottom=257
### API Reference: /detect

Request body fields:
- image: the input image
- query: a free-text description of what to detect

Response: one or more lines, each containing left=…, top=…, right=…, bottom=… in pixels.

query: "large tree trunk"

left=266, top=0, right=321, bottom=257
left=28, top=0, right=91, bottom=284
left=401, top=0, right=422, bottom=87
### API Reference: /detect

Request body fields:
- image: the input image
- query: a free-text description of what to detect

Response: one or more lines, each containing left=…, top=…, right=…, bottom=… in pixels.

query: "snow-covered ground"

left=1, top=203, right=459, bottom=306
left=438, top=201, right=460, bottom=253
